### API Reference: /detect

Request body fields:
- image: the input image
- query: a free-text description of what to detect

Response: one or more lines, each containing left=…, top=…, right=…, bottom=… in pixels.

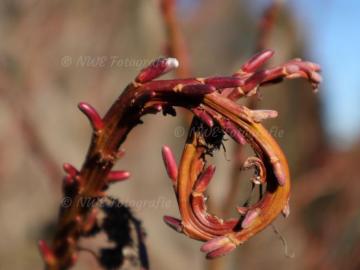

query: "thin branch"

left=256, top=0, right=284, bottom=51
left=160, top=0, right=191, bottom=78
left=0, top=71, right=62, bottom=187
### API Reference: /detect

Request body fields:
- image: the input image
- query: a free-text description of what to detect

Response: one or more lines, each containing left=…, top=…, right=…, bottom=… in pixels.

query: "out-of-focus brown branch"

left=255, top=0, right=284, bottom=52
left=291, top=145, right=360, bottom=270
left=160, top=0, right=194, bottom=128
left=0, top=71, right=62, bottom=187
left=16, top=109, right=62, bottom=184
left=160, top=0, right=191, bottom=78
left=0, top=4, right=68, bottom=187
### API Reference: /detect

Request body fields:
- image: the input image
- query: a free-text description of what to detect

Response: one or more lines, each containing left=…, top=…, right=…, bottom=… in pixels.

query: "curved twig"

left=40, top=53, right=320, bottom=269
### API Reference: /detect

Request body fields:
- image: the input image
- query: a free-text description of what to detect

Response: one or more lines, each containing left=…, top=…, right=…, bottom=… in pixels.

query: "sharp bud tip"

left=165, top=58, right=179, bottom=70
left=161, top=145, right=178, bottom=184
left=163, top=215, right=183, bottom=232
left=241, top=208, right=260, bottom=229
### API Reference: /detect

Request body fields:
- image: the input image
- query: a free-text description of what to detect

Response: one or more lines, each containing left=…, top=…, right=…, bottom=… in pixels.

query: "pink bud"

left=78, top=102, right=104, bottom=131
left=192, top=108, right=214, bottom=127
left=161, top=146, right=178, bottom=184
left=310, top=71, right=323, bottom=84
left=201, top=236, right=231, bottom=253
left=163, top=215, right=183, bottom=233
left=193, top=165, right=216, bottom=193
left=206, top=242, right=236, bottom=259
left=107, top=170, right=130, bottom=183
left=135, top=58, right=179, bottom=83
left=38, top=240, right=55, bottom=265
left=241, top=208, right=260, bottom=229
left=241, top=50, right=274, bottom=72
left=63, top=163, right=78, bottom=177
left=222, top=120, right=246, bottom=145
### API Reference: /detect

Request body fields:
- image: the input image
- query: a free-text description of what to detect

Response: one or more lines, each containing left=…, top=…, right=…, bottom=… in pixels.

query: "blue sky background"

left=250, top=0, right=360, bottom=148
left=181, top=0, right=360, bottom=149
left=290, top=0, right=360, bottom=148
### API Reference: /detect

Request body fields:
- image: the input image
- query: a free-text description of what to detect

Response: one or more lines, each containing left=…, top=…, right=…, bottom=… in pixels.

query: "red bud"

left=38, top=240, right=56, bottom=265
left=242, top=208, right=260, bottom=229
left=241, top=50, right=274, bottom=72
left=78, top=102, right=104, bottom=131
left=193, top=165, right=216, bottom=193
left=135, top=58, right=179, bottom=83
left=192, top=108, right=214, bottom=127
left=107, top=170, right=130, bottom=183
left=163, top=215, right=183, bottom=233
left=161, top=145, right=178, bottom=184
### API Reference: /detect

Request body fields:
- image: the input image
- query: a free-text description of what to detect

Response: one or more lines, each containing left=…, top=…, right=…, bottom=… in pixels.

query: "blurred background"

left=0, top=0, right=359, bottom=269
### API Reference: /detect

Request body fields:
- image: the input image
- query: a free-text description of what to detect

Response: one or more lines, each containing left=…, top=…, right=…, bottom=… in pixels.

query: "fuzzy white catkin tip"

left=165, top=58, right=179, bottom=71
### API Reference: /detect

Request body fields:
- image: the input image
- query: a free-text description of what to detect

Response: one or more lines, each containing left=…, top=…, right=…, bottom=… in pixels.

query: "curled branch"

left=42, top=52, right=320, bottom=269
